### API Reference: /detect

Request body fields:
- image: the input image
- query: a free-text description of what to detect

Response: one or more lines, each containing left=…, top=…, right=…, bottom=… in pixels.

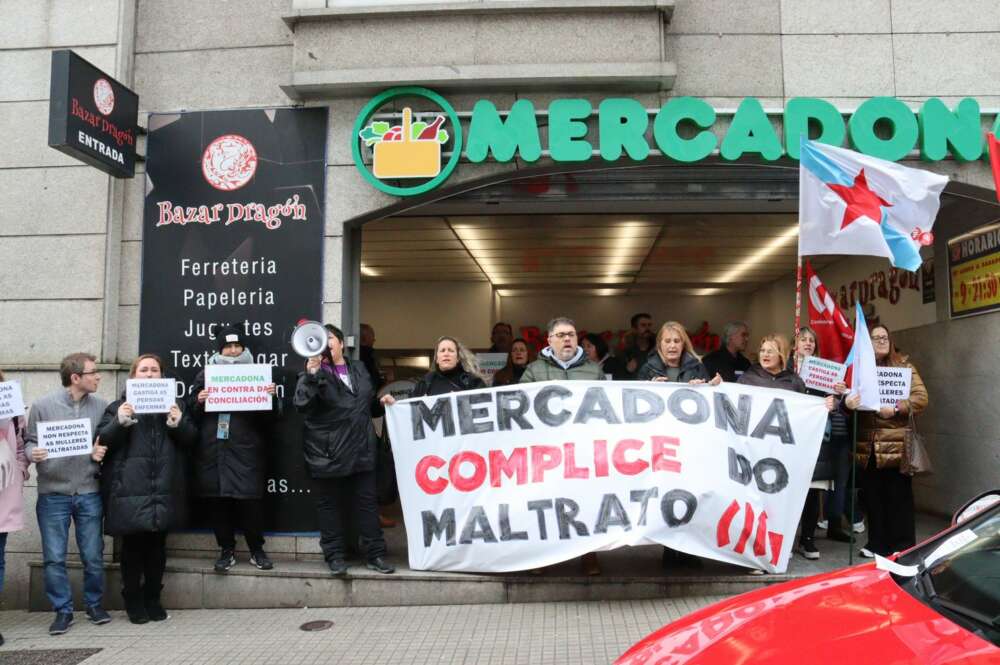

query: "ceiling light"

left=712, top=225, right=799, bottom=284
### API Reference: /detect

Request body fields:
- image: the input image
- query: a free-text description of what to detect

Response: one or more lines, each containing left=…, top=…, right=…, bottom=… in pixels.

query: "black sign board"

left=140, top=108, right=328, bottom=532
left=48, top=50, right=138, bottom=178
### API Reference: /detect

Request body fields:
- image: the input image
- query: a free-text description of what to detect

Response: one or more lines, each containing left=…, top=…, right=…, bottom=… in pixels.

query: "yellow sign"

left=366, top=107, right=443, bottom=179
left=949, top=225, right=1000, bottom=317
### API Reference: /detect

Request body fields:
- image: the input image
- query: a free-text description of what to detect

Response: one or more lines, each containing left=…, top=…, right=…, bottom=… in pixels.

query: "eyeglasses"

left=871, top=336, right=889, bottom=343
left=549, top=331, right=577, bottom=340
left=79, top=370, right=101, bottom=376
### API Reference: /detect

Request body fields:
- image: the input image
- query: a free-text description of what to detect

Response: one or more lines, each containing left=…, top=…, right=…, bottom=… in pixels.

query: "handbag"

left=900, top=411, right=933, bottom=476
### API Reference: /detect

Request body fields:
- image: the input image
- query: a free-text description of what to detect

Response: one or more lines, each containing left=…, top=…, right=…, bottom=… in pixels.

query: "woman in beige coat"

left=846, top=325, right=928, bottom=558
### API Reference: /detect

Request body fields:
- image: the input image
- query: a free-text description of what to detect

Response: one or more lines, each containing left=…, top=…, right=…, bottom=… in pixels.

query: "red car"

left=616, top=491, right=1000, bottom=665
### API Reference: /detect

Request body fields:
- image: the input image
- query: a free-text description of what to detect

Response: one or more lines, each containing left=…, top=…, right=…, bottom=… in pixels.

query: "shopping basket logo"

left=352, top=87, right=462, bottom=197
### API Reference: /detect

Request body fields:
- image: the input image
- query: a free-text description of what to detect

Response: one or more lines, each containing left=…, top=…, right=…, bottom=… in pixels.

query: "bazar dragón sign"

left=48, top=50, right=139, bottom=178
left=385, top=380, right=829, bottom=574
left=353, top=87, right=1000, bottom=196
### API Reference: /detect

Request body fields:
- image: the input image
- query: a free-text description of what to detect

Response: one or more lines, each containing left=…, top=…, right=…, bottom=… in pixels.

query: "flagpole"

left=794, top=255, right=803, bottom=333
left=849, top=410, right=857, bottom=567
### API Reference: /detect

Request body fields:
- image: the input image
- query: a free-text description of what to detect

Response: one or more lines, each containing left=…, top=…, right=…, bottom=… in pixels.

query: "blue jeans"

left=0, top=531, right=7, bottom=594
left=37, top=492, right=105, bottom=613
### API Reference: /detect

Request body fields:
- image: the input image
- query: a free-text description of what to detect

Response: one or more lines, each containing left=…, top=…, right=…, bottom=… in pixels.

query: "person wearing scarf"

left=189, top=325, right=280, bottom=575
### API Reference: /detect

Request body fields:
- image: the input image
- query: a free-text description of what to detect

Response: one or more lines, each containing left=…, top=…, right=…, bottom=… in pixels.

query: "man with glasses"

left=520, top=317, right=606, bottom=575
left=25, top=353, right=111, bottom=635
left=520, top=317, right=606, bottom=383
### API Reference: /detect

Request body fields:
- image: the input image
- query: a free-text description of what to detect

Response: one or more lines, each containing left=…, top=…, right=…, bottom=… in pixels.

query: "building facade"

left=2, top=0, right=999, bottom=608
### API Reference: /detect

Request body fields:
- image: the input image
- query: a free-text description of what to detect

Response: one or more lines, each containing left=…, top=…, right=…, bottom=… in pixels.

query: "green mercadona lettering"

left=466, top=96, right=995, bottom=164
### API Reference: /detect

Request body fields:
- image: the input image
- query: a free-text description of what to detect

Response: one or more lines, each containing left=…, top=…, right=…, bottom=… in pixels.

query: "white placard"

left=204, top=364, right=273, bottom=412
left=476, top=353, right=509, bottom=387
left=126, top=379, right=176, bottom=414
left=0, top=381, right=26, bottom=419
left=386, top=381, right=828, bottom=574
left=798, top=356, right=846, bottom=394
left=37, top=418, right=93, bottom=459
left=876, top=367, right=912, bottom=408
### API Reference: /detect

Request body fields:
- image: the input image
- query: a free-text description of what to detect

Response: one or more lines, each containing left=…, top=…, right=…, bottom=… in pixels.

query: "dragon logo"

left=93, top=78, right=115, bottom=116
left=201, top=134, right=258, bottom=191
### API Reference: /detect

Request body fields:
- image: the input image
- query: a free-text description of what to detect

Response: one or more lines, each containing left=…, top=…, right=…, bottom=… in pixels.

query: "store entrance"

left=351, top=162, right=828, bottom=382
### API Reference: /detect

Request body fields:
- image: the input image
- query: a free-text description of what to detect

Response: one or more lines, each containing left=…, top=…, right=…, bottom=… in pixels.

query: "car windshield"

left=899, top=501, right=1000, bottom=645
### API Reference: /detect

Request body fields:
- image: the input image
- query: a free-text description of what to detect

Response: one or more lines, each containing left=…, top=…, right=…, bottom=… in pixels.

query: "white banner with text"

left=386, top=381, right=828, bottom=574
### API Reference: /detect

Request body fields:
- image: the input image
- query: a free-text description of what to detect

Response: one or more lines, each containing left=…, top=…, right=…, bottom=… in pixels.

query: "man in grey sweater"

left=25, top=352, right=111, bottom=635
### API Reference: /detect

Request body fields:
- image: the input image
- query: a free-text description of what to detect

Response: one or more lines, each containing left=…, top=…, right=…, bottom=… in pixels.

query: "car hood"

left=615, top=564, right=999, bottom=665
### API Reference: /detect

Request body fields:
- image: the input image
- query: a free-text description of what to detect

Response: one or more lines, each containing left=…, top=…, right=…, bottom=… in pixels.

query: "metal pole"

left=849, top=410, right=858, bottom=566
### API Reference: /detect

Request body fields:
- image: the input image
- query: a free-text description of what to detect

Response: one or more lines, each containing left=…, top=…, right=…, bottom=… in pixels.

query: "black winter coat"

left=411, top=368, right=486, bottom=397
left=188, top=369, right=282, bottom=499
left=636, top=352, right=711, bottom=383
left=738, top=365, right=836, bottom=482
left=294, top=361, right=377, bottom=479
left=97, top=398, right=197, bottom=535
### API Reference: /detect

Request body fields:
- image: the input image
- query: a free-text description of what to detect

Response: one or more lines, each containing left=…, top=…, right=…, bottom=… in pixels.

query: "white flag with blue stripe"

left=798, top=138, right=947, bottom=272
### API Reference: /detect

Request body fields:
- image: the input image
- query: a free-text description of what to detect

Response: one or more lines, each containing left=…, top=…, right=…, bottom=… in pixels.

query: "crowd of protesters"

left=0, top=313, right=927, bottom=636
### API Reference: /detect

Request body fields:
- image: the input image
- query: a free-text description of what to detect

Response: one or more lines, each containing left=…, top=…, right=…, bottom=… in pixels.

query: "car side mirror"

left=952, top=491, right=1000, bottom=526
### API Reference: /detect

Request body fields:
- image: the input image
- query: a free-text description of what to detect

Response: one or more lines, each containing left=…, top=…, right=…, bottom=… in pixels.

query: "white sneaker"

left=817, top=520, right=828, bottom=530
left=859, top=547, right=875, bottom=558
left=852, top=520, right=866, bottom=534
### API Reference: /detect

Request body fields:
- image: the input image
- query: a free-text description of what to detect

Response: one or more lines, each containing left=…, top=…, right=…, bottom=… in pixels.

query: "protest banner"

left=37, top=419, right=93, bottom=459
left=126, top=378, right=176, bottom=414
left=385, top=380, right=828, bottom=574
left=798, top=356, right=846, bottom=394
left=0, top=381, right=26, bottom=419
left=476, top=353, right=509, bottom=386
left=204, top=364, right=274, bottom=413
left=876, top=366, right=912, bottom=408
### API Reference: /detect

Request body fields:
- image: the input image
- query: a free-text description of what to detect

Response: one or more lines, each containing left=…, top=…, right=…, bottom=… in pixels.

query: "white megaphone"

left=290, top=319, right=329, bottom=358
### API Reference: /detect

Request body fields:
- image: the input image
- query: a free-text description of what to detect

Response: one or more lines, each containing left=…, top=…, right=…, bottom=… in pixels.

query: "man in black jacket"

left=190, top=326, right=280, bottom=573
left=702, top=321, right=751, bottom=382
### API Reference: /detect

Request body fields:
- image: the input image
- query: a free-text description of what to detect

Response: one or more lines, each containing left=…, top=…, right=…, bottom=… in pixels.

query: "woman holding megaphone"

left=294, top=324, right=393, bottom=577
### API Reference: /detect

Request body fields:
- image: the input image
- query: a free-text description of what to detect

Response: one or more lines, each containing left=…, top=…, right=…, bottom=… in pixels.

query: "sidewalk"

left=0, top=598, right=727, bottom=665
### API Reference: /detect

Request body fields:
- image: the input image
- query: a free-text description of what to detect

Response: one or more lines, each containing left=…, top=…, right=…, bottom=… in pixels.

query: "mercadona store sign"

left=352, top=87, right=1000, bottom=197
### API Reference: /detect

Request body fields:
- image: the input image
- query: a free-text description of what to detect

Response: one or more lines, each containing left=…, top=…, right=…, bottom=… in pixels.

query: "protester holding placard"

left=492, top=338, right=534, bottom=387
left=790, top=327, right=853, bottom=558
left=189, top=326, right=281, bottom=574
left=0, top=369, right=30, bottom=647
left=845, top=325, right=928, bottom=558
left=740, top=334, right=835, bottom=570
left=295, top=324, right=394, bottom=576
left=24, top=352, right=111, bottom=635
left=97, top=354, right=197, bottom=625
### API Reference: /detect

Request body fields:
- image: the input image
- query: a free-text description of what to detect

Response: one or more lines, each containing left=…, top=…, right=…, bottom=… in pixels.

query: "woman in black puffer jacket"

left=637, top=322, right=722, bottom=386
left=294, top=324, right=393, bottom=577
left=739, top=333, right=835, bottom=563
left=97, top=353, right=197, bottom=625
left=382, top=336, right=486, bottom=406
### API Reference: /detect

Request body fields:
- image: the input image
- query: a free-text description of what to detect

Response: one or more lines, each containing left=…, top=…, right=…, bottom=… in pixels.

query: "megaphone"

left=290, top=319, right=329, bottom=358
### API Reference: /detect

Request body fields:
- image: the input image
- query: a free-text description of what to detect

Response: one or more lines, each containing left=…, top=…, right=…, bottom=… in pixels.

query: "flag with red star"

left=798, top=138, right=948, bottom=271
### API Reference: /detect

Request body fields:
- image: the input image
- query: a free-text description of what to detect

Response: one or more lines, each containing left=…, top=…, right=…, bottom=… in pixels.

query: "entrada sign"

left=353, top=87, right=1000, bottom=197
left=48, top=50, right=139, bottom=178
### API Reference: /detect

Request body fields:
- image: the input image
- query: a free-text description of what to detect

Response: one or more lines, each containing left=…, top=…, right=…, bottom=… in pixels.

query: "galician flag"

left=845, top=302, right=880, bottom=411
left=798, top=138, right=948, bottom=272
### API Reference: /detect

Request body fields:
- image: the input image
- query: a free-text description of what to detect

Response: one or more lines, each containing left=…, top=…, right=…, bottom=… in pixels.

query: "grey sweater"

left=24, top=388, right=107, bottom=495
